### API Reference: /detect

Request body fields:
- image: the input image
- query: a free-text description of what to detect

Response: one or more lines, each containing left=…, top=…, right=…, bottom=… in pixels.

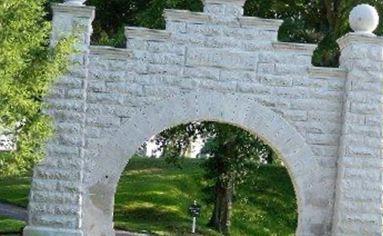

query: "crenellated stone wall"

left=23, top=1, right=383, bottom=236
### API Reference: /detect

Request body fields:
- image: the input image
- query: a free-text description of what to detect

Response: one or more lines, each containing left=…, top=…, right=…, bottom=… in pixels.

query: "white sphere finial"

left=64, top=0, right=86, bottom=6
left=349, top=4, right=379, bottom=36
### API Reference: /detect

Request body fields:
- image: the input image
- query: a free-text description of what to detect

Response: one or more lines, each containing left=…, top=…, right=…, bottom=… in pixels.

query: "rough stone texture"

left=332, top=34, right=383, bottom=236
left=24, top=4, right=94, bottom=236
left=24, top=1, right=383, bottom=236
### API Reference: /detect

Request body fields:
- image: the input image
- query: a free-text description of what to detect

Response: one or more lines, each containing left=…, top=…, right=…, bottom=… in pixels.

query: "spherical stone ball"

left=349, top=4, right=379, bottom=34
left=64, top=0, right=86, bottom=6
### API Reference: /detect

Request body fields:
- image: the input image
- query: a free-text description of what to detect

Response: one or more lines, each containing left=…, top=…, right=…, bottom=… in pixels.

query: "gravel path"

left=0, top=202, right=27, bottom=221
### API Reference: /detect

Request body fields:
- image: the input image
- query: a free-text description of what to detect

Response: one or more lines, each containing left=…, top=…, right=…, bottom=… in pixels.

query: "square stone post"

left=333, top=33, right=383, bottom=235
left=23, top=3, right=95, bottom=236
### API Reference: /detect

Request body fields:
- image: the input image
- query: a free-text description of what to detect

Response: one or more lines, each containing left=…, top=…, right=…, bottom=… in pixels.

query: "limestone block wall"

left=82, top=8, right=346, bottom=235
left=333, top=35, right=383, bottom=235
left=23, top=1, right=383, bottom=236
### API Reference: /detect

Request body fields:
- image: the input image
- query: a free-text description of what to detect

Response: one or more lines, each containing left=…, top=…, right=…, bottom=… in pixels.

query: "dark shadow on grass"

left=0, top=176, right=31, bottom=208
left=114, top=206, right=188, bottom=222
left=115, top=192, right=191, bottom=207
left=114, top=158, right=297, bottom=235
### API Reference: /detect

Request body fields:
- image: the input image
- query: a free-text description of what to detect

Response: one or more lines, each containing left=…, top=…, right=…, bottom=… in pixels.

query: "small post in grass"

left=188, top=200, right=201, bottom=234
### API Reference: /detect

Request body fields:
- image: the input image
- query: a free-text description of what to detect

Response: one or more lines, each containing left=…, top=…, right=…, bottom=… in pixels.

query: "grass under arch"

left=0, top=157, right=297, bottom=235
left=0, top=216, right=25, bottom=234
left=113, top=157, right=297, bottom=235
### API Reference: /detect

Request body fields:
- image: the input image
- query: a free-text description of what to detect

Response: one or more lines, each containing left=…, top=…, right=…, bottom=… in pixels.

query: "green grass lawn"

left=114, top=157, right=297, bottom=235
left=114, top=158, right=219, bottom=236
left=0, top=175, right=31, bottom=208
left=0, top=157, right=297, bottom=235
left=0, top=216, right=25, bottom=234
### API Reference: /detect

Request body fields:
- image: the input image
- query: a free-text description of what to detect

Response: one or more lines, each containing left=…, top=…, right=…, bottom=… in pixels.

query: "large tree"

left=200, top=123, right=273, bottom=234
left=155, top=122, right=274, bottom=234
left=0, top=0, right=71, bottom=176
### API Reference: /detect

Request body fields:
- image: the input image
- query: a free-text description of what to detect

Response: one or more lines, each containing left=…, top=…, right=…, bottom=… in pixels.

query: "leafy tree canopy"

left=0, top=0, right=72, bottom=176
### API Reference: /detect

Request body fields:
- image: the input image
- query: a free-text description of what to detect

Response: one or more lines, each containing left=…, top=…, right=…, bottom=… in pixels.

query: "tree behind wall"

left=80, top=0, right=383, bottom=66
left=200, top=123, right=273, bottom=234
left=245, top=0, right=383, bottom=66
left=86, top=0, right=203, bottom=47
left=156, top=122, right=274, bottom=234
left=0, top=0, right=71, bottom=176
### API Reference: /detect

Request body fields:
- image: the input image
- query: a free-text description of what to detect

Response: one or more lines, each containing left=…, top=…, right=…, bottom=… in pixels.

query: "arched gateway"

left=24, top=1, right=383, bottom=236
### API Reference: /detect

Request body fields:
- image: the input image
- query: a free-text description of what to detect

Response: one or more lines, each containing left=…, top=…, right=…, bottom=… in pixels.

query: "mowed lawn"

left=0, top=174, right=30, bottom=234
left=0, top=157, right=297, bottom=235
left=0, top=216, right=25, bottom=234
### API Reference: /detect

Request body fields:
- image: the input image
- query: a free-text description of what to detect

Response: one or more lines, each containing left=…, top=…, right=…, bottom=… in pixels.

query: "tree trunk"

left=208, top=180, right=233, bottom=235
left=265, top=152, right=273, bottom=164
left=208, top=181, right=223, bottom=231
left=222, top=185, right=233, bottom=235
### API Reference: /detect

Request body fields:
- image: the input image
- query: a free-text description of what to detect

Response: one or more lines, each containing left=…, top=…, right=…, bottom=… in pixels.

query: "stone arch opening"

left=82, top=91, right=322, bottom=236
left=112, top=119, right=298, bottom=235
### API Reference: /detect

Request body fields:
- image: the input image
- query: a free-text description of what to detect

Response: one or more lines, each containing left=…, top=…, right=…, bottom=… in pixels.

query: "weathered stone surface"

left=24, top=2, right=383, bottom=236
left=332, top=33, right=383, bottom=236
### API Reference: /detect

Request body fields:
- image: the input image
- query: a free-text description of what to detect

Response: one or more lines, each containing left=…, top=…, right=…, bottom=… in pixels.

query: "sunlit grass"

left=114, top=157, right=217, bottom=235
left=0, top=157, right=297, bottom=235
left=0, top=216, right=25, bottom=233
left=114, top=157, right=297, bottom=235
left=0, top=175, right=31, bottom=208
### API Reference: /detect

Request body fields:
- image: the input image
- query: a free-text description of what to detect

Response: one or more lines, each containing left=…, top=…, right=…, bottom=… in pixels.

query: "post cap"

left=63, top=0, right=86, bottom=6
left=349, top=4, right=379, bottom=36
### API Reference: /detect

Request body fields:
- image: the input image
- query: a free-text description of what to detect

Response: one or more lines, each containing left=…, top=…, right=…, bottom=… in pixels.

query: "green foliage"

left=115, top=157, right=297, bottom=235
left=85, top=0, right=203, bottom=47
left=0, top=216, right=25, bottom=234
left=155, top=122, right=274, bottom=188
left=0, top=0, right=72, bottom=176
left=154, top=122, right=275, bottom=233
left=0, top=174, right=31, bottom=208
left=245, top=0, right=383, bottom=66
left=200, top=123, right=271, bottom=187
left=114, top=156, right=218, bottom=235
left=232, top=165, right=297, bottom=236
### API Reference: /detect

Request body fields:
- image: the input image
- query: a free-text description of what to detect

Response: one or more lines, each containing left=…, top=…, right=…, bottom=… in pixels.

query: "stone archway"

left=82, top=91, right=321, bottom=236
left=23, top=1, right=383, bottom=235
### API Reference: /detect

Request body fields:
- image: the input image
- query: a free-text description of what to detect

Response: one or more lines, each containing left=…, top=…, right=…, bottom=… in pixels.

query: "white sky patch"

left=145, top=136, right=205, bottom=158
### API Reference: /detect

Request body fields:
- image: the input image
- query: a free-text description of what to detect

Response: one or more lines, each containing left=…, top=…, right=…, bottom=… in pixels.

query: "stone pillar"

left=23, top=3, right=94, bottom=236
left=332, top=4, right=383, bottom=235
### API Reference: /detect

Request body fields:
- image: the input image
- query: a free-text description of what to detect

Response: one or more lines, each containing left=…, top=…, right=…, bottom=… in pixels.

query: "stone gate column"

left=23, top=1, right=94, bottom=236
left=332, top=5, right=383, bottom=236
